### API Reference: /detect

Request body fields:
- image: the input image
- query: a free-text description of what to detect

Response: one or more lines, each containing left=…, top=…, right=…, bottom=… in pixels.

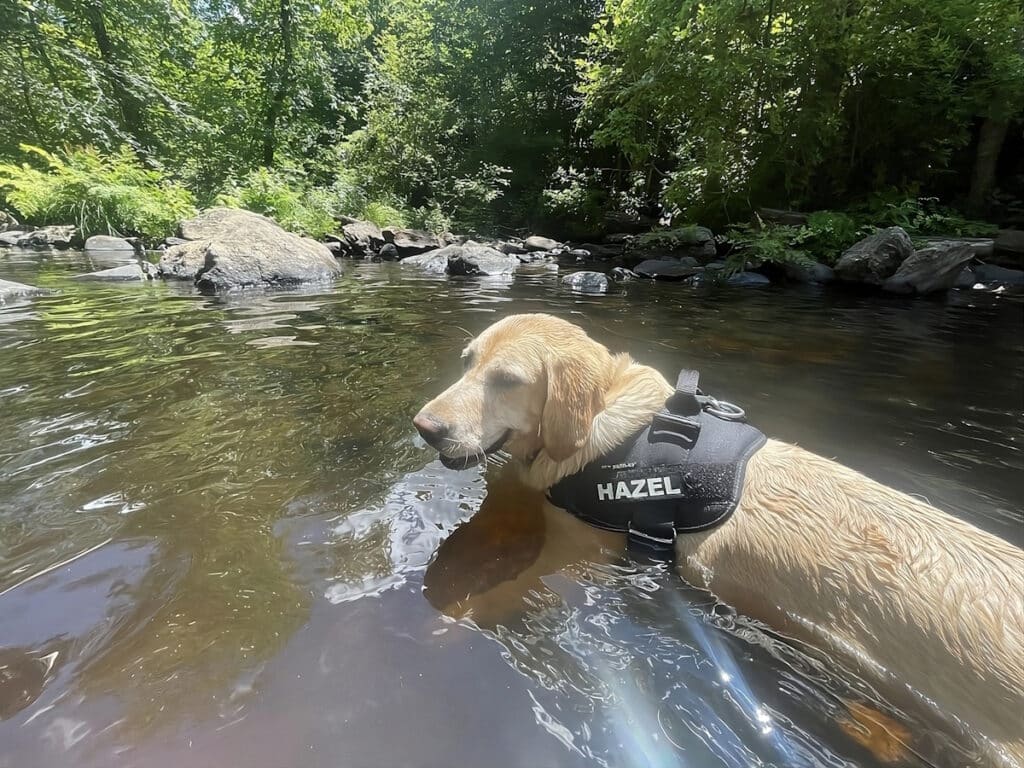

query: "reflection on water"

left=1, top=250, right=1021, bottom=767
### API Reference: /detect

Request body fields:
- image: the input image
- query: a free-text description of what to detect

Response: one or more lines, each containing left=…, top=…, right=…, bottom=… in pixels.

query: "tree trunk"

left=967, top=118, right=1008, bottom=218
left=81, top=0, right=154, bottom=154
left=261, top=0, right=294, bottom=167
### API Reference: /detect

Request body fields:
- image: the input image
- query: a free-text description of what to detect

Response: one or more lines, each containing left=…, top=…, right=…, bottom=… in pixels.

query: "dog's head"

left=413, top=314, right=616, bottom=469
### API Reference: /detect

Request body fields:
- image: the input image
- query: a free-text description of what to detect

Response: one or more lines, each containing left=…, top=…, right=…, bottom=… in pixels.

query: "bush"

left=726, top=223, right=815, bottom=272
left=359, top=200, right=408, bottom=229
left=0, top=144, right=196, bottom=239
left=870, top=197, right=998, bottom=237
left=219, top=166, right=337, bottom=239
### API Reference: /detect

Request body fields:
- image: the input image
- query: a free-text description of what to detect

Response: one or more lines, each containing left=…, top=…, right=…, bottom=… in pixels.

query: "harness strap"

left=627, top=505, right=677, bottom=560
left=667, top=369, right=701, bottom=414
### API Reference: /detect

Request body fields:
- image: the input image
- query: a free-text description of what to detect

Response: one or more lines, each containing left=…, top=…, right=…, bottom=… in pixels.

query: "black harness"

left=547, top=370, right=766, bottom=561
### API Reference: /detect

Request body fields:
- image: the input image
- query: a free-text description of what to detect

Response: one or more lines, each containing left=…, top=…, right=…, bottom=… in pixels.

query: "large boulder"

left=0, top=210, right=19, bottom=232
left=634, top=257, right=701, bottom=280
left=159, top=208, right=341, bottom=290
left=341, top=221, right=385, bottom=257
left=401, top=244, right=518, bottom=276
left=834, top=227, right=914, bottom=285
left=16, top=225, right=78, bottom=249
left=917, top=236, right=994, bottom=260
left=383, top=227, right=440, bottom=256
left=524, top=235, right=562, bottom=252
left=562, top=271, right=609, bottom=294
left=498, top=241, right=528, bottom=255
left=882, top=243, right=975, bottom=295
left=0, top=278, right=47, bottom=303
left=84, top=235, right=135, bottom=252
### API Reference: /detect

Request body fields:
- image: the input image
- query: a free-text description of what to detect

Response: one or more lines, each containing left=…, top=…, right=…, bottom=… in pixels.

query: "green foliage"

left=791, top=211, right=867, bottom=263
left=359, top=200, right=408, bottom=229
left=580, top=0, right=1024, bottom=222
left=220, top=166, right=337, bottom=238
left=868, top=197, right=999, bottom=237
left=0, top=145, right=195, bottom=238
left=725, top=223, right=814, bottom=272
left=637, top=226, right=709, bottom=249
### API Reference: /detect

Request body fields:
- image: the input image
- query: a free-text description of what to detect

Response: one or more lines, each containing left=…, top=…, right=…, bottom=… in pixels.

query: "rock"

left=567, top=248, right=591, bottom=261
left=918, top=236, right=994, bottom=260
left=72, top=263, right=151, bottom=282
left=498, top=241, right=528, bottom=255
left=325, top=241, right=343, bottom=255
left=578, top=242, right=623, bottom=259
left=0, top=210, right=19, bottom=232
left=953, top=267, right=976, bottom=289
left=0, top=231, right=26, bottom=247
left=84, top=235, right=135, bottom=252
left=16, top=225, right=78, bottom=249
left=634, top=257, right=701, bottom=280
left=524, top=235, right=561, bottom=252
left=377, top=243, right=400, bottom=261
left=401, top=244, right=518, bottom=276
left=0, top=278, right=48, bottom=303
left=383, top=227, right=440, bottom=256
left=562, top=271, right=609, bottom=294
left=604, top=233, right=634, bottom=245
left=609, top=267, right=637, bottom=281
left=399, top=250, right=449, bottom=274
left=784, top=260, right=835, bottom=284
left=341, top=221, right=384, bottom=257
left=447, top=245, right=519, bottom=276
left=727, top=271, right=771, bottom=287
left=973, top=263, right=1024, bottom=287
left=994, top=229, right=1024, bottom=258
left=882, top=243, right=975, bottom=295
left=159, top=208, right=341, bottom=290
left=834, top=227, right=914, bottom=285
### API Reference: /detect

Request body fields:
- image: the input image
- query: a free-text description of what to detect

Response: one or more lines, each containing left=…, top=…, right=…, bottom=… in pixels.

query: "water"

left=1, top=249, right=1021, bottom=768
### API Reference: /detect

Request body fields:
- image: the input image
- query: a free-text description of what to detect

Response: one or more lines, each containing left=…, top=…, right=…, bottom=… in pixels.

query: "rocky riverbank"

left=1, top=207, right=1022, bottom=299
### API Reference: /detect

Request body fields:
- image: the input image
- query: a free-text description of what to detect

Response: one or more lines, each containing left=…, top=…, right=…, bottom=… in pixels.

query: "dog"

left=414, top=313, right=1024, bottom=766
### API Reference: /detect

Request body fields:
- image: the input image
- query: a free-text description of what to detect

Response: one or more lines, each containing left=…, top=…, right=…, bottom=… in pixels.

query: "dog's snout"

left=413, top=412, right=449, bottom=447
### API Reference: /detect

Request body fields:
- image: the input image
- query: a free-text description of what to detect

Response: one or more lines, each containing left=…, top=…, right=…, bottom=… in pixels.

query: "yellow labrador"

left=414, top=313, right=1024, bottom=767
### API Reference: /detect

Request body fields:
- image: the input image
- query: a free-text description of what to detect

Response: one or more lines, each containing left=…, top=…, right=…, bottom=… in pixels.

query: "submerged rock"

left=72, top=263, right=156, bottom=282
left=834, top=227, right=914, bottom=285
left=882, top=243, right=975, bottom=295
left=160, top=208, right=341, bottom=290
left=973, top=263, right=1024, bottom=287
left=783, top=261, right=835, bottom=284
left=727, top=271, right=771, bottom=287
left=377, top=243, right=400, bottom=261
left=0, top=278, right=48, bottom=303
left=634, top=257, right=701, bottom=280
left=84, top=235, right=134, bottom=252
left=562, top=271, right=609, bottom=294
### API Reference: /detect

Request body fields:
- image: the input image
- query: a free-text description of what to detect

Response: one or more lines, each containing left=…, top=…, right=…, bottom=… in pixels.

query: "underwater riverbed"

left=1, top=250, right=1021, bottom=768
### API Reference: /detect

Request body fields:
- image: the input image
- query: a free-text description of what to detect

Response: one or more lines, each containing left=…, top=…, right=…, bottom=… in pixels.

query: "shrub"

left=792, top=211, right=867, bottom=263
left=726, top=223, right=815, bottom=272
left=219, top=166, right=337, bottom=239
left=0, top=144, right=196, bottom=239
left=870, top=197, right=998, bottom=238
left=359, top=200, right=408, bottom=229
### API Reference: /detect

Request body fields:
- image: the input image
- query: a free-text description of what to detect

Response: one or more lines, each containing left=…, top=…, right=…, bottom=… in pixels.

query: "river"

left=1, top=249, right=1021, bottom=768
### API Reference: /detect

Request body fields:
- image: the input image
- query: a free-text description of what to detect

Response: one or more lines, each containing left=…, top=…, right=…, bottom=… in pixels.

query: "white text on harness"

left=596, top=477, right=682, bottom=501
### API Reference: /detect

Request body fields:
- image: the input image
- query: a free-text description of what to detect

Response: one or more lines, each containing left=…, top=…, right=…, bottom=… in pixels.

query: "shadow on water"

left=0, top=252, right=1020, bottom=767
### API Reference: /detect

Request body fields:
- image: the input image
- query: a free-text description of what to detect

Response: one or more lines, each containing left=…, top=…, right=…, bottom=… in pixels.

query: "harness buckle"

left=650, top=411, right=700, bottom=447
left=627, top=520, right=676, bottom=562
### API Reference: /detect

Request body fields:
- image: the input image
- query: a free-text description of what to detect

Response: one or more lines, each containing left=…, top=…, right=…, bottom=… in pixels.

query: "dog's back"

left=676, top=439, right=1024, bottom=765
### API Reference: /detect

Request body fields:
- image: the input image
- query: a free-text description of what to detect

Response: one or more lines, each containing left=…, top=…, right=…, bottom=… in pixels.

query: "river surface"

left=1, top=249, right=1021, bottom=768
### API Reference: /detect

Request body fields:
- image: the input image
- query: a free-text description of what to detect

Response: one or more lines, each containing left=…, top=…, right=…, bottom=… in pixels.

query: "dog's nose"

left=413, top=412, right=449, bottom=448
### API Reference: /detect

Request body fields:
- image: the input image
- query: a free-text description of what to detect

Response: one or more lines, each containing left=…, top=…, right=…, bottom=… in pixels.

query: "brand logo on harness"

left=596, top=477, right=682, bottom=501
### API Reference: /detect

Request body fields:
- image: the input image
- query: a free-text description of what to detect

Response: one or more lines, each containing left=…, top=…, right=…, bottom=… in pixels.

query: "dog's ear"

left=540, top=355, right=604, bottom=462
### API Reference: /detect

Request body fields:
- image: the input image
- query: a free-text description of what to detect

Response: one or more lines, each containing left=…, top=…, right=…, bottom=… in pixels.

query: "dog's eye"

left=488, top=369, right=524, bottom=388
